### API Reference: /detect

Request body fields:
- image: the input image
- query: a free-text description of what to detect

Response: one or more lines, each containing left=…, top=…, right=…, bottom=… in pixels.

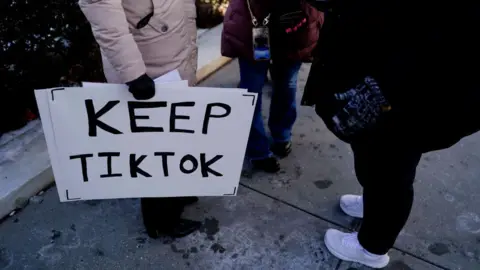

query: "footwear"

left=340, top=194, right=364, bottom=218
left=179, top=196, right=199, bottom=206
left=271, top=141, right=292, bottom=158
left=164, top=219, right=202, bottom=238
left=251, top=157, right=280, bottom=173
left=146, top=219, right=202, bottom=239
left=324, top=229, right=390, bottom=269
left=141, top=198, right=201, bottom=239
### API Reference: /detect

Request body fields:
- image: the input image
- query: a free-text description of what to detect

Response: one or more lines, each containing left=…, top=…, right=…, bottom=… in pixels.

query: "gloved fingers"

left=127, top=74, right=155, bottom=100
left=130, top=87, right=155, bottom=100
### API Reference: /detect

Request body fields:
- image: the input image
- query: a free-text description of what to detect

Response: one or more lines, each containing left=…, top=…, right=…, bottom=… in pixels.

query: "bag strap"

left=246, top=0, right=270, bottom=27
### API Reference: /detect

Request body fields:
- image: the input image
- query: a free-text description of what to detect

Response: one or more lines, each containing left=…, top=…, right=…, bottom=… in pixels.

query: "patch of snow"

left=0, top=120, right=44, bottom=166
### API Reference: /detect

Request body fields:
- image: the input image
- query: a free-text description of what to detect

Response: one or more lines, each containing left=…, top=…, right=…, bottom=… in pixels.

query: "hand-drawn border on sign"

left=224, top=187, right=237, bottom=196
left=242, top=94, right=256, bottom=106
left=65, top=190, right=81, bottom=201
left=50, top=87, right=66, bottom=101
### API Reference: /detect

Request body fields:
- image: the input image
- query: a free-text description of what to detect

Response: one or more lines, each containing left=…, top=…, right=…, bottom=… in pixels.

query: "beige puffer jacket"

left=79, top=0, right=197, bottom=85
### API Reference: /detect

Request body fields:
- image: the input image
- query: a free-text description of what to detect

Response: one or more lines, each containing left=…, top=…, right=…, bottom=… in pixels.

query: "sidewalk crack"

left=239, top=183, right=351, bottom=231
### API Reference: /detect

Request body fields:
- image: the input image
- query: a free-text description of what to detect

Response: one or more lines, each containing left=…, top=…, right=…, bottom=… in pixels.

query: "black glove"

left=126, top=74, right=155, bottom=100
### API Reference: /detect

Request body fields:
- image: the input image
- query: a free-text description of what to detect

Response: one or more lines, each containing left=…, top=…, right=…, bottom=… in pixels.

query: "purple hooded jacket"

left=221, top=0, right=324, bottom=62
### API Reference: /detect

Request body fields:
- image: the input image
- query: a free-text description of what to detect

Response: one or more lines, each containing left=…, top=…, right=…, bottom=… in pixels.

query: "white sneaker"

left=324, top=229, right=390, bottom=269
left=340, top=194, right=364, bottom=218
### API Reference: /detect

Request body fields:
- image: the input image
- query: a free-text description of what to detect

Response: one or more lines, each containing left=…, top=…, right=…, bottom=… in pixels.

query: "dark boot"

left=141, top=198, right=201, bottom=239
left=271, top=141, right=292, bottom=158
left=162, top=219, right=202, bottom=238
left=251, top=157, right=280, bottom=173
left=179, top=196, right=199, bottom=206
left=141, top=198, right=164, bottom=239
left=144, top=218, right=202, bottom=239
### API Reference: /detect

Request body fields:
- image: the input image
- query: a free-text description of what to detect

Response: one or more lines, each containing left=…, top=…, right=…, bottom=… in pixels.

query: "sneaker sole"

left=324, top=235, right=389, bottom=269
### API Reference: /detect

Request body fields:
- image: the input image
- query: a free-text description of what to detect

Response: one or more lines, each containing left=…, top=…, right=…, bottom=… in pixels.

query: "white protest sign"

left=153, top=69, right=182, bottom=83
left=36, top=85, right=256, bottom=202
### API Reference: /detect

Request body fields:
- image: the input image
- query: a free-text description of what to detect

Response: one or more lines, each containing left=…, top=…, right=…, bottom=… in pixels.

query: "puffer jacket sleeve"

left=79, top=0, right=146, bottom=83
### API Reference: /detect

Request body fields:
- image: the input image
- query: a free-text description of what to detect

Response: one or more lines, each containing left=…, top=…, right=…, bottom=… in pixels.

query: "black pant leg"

left=351, top=138, right=421, bottom=255
left=141, top=197, right=186, bottom=231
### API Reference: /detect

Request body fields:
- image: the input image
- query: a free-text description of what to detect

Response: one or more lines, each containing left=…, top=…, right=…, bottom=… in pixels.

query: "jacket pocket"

left=149, top=0, right=185, bottom=34
left=131, top=1, right=188, bottom=43
left=122, top=0, right=155, bottom=31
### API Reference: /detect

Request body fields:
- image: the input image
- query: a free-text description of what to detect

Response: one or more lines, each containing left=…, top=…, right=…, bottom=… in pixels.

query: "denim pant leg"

left=268, top=61, right=302, bottom=143
left=238, top=58, right=271, bottom=160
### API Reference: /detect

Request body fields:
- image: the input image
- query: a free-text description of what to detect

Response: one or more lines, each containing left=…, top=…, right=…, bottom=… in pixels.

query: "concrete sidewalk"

left=0, top=60, right=479, bottom=270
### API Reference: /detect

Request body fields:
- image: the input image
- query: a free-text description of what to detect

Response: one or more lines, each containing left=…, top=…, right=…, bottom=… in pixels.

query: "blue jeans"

left=239, top=58, right=302, bottom=160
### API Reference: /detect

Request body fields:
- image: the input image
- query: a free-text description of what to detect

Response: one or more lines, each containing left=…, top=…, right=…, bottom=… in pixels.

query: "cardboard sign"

left=35, top=83, right=256, bottom=202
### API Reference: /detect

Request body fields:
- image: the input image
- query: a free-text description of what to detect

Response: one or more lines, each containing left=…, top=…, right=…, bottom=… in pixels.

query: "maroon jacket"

left=221, top=0, right=324, bottom=62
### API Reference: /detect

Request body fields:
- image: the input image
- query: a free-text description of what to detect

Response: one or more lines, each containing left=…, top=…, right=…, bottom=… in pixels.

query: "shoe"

left=146, top=219, right=202, bottom=239
left=141, top=198, right=201, bottom=239
left=179, top=196, right=199, bottom=206
left=271, top=141, right=292, bottom=158
left=340, top=194, right=364, bottom=218
left=325, top=229, right=390, bottom=269
left=251, top=157, right=280, bottom=173
left=165, top=219, right=202, bottom=238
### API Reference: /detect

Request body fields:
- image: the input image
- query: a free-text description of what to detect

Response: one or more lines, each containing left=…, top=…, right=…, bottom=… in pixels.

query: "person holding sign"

left=79, top=0, right=201, bottom=238
left=221, top=0, right=323, bottom=172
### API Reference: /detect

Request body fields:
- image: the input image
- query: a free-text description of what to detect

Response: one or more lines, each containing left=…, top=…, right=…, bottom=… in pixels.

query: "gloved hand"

left=126, top=74, right=155, bottom=100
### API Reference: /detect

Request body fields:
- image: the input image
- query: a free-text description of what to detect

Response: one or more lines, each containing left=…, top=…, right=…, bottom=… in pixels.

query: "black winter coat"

left=303, top=0, right=480, bottom=153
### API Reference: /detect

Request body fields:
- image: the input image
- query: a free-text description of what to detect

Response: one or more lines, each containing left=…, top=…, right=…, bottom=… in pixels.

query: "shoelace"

left=342, top=232, right=360, bottom=249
